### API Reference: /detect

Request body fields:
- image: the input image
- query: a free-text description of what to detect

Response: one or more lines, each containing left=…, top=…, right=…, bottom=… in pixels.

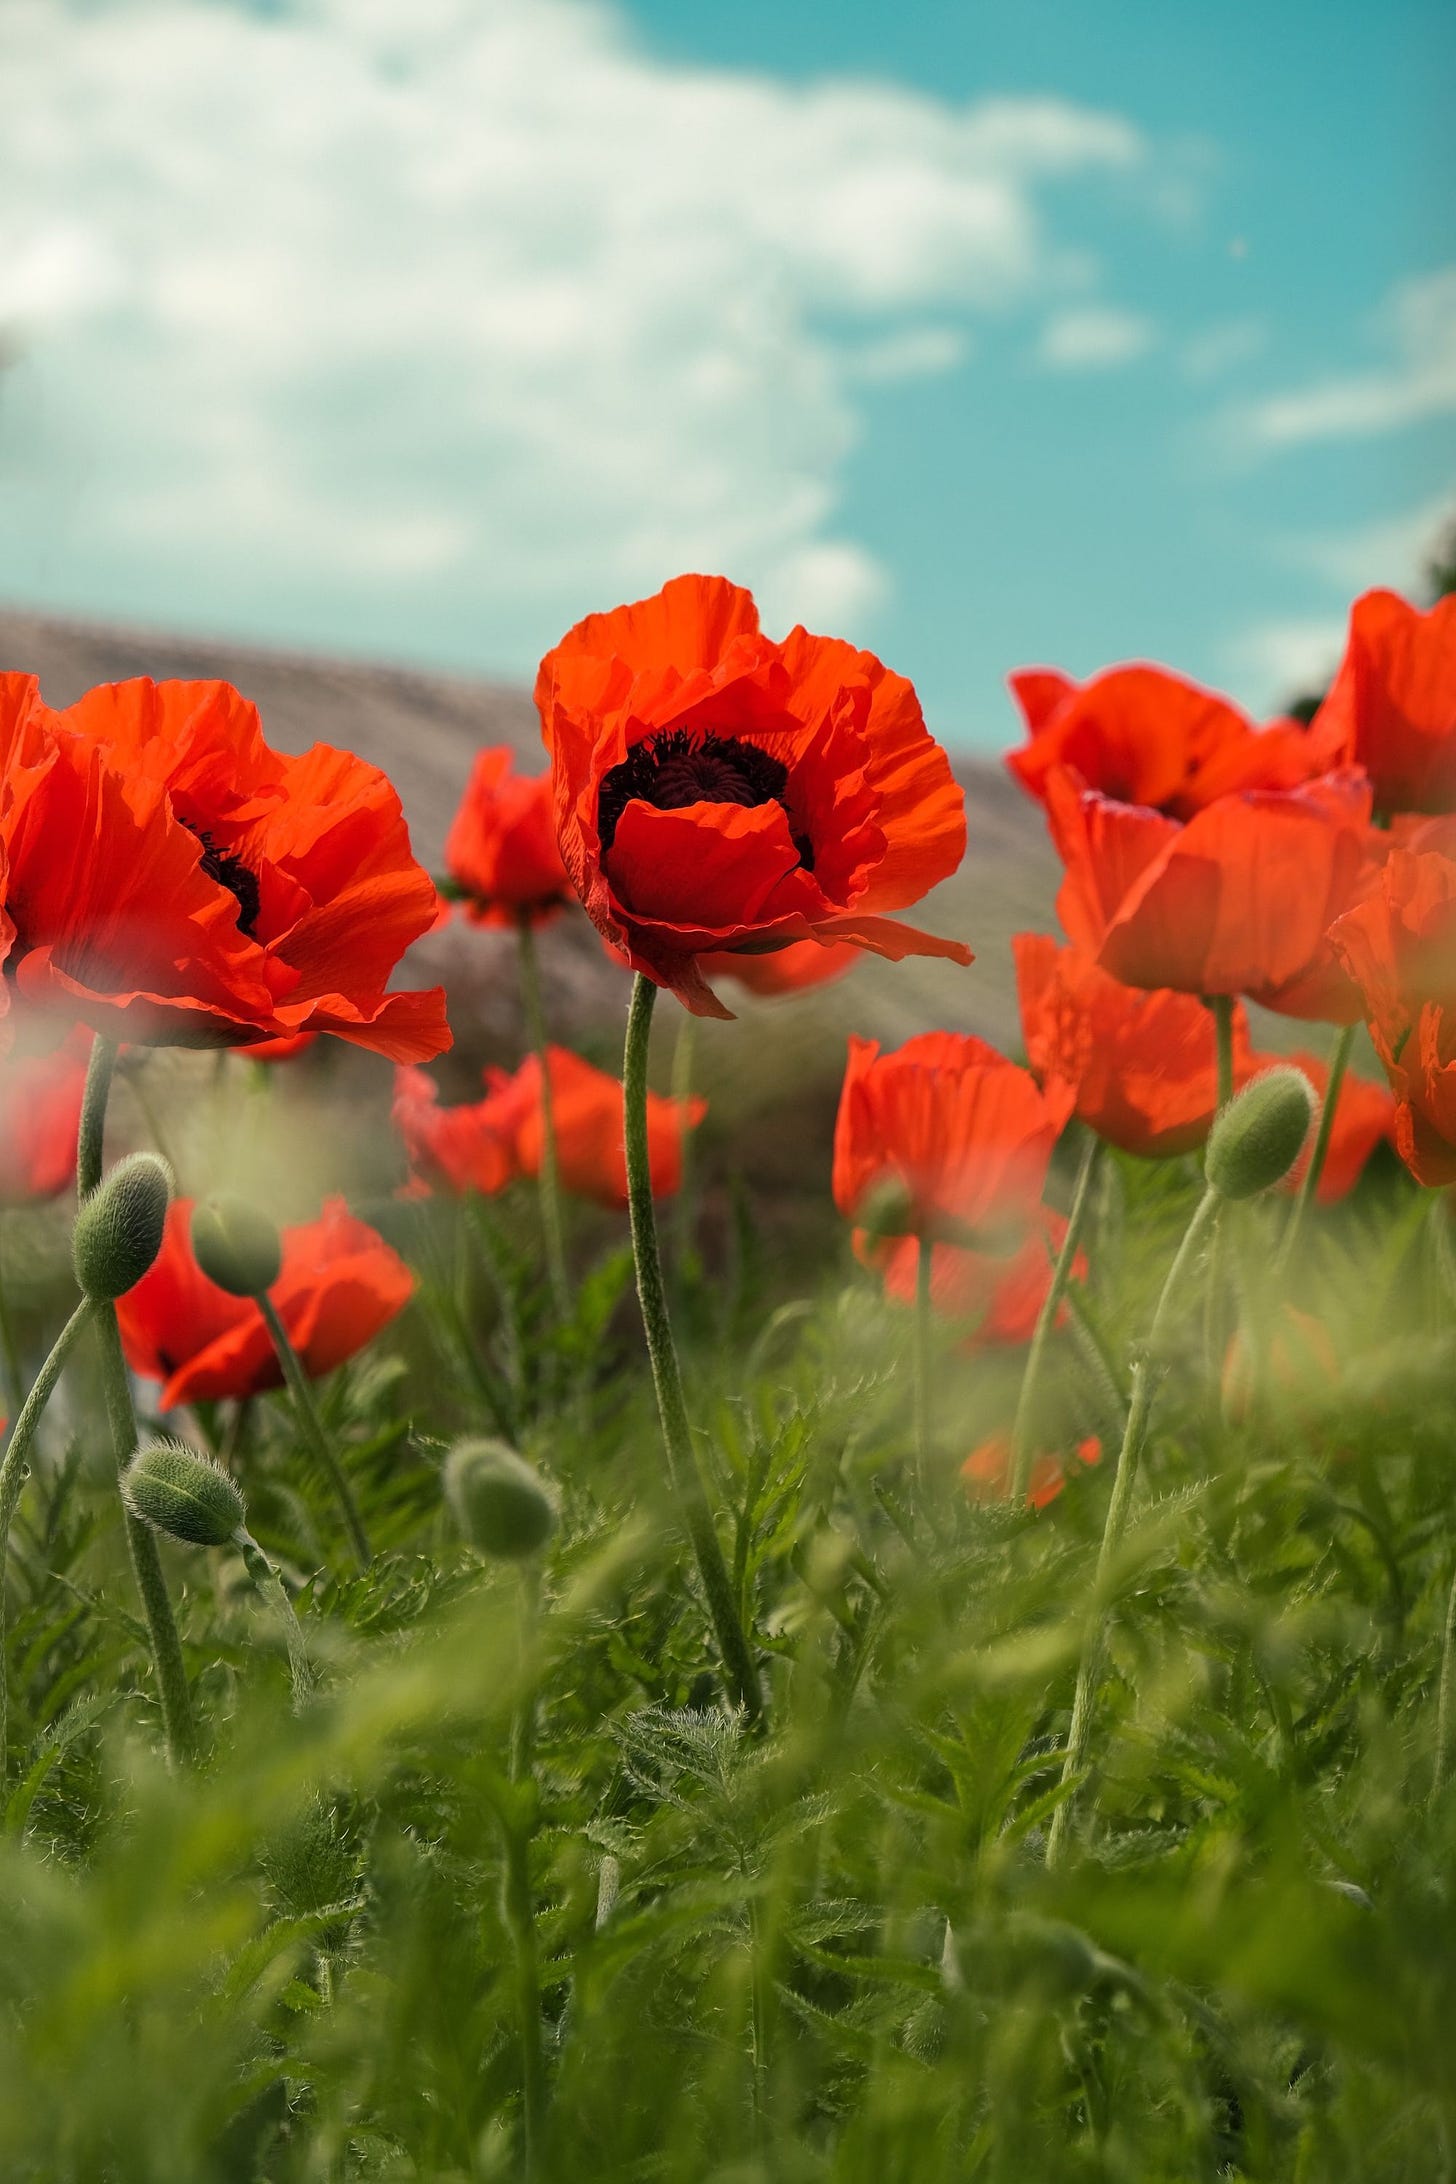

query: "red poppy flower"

left=0, top=1024, right=92, bottom=1205
left=1328, top=845, right=1456, bottom=1183
left=1046, top=766, right=1375, bottom=1020
left=833, top=1032, right=1072, bottom=1246
left=535, top=575, right=971, bottom=1018
left=864, top=1205, right=1084, bottom=1345
left=2, top=673, right=283, bottom=1045
left=395, top=1046, right=704, bottom=1209
left=1014, top=932, right=1254, bottom=1157
left=962, top=1432, right=1101, bottom=1512
left=1006, top=661, right=1335, bottom=819
left=696, top=937, right=859, bottom=998
left=1312, top=589, right=1456, bottom=817
left=36, top=679, right=449, bottom=1058
left=236, top=1030, right=319, bottom=1064
left=443, top=747, right=572, bottom=927
left=117, top=1195, right=413, bottom=1408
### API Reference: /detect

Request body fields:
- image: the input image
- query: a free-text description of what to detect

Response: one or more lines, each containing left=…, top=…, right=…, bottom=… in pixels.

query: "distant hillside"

left=0, top=606, right=1060, bottom=1152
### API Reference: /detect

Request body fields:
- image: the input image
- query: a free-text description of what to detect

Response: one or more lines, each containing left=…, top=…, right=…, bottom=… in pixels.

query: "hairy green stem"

left=1278, top=1021, right=1357, bottom=1272
left=1009, top=1134, right=1101, bottom=1506
left=517, top=921, right=571, bottom=1322
left=503, top=1562, right=546, bottom=2169
left=257, top=1294, right=371, bottom=1571
left=80, top=1037, right=196, bottom=1767
left=236, top=1528, right=315, bottom=1711
left=623, top=975, right=762, bottom=1721
left=1046, top=1186, right=1222, bottom=1866
left=0, top=1299, right=94, bottom=1775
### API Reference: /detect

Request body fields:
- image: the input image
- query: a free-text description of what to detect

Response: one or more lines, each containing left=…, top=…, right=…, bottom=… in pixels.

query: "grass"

left=1, top=1036, right=1455, bottom=2183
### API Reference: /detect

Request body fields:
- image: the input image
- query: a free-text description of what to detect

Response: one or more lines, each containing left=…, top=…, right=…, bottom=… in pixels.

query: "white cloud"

left=1236, top=266, right=1456, bottom=450
left=1228, top=615, right=1346, bottom=708
left=1294, top=483, right=1456, bottom=593
left=0, top=0, right=1148, bottom=661
left=1036, top=305, right=1156, bottom=371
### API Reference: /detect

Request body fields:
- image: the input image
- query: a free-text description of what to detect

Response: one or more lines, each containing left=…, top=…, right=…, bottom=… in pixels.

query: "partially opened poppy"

left=535, top=575, right=971, bottom=1017
left=36, top=678, right=450, bottom=1058
left=1006, top=661, right=1334, bottom=819
left=1312, top=589, right=1456, bottom=817
left=117, top=1195, right=414, bottom=1408
left=833, top=1032, right=1072, bottom=1248
left=0, top=1024, right=92, bottom=1204
left=443, top=747, right=573, bottom=926
left=1328, top=845, right=1456, bottom=1183
left=962, top=1432, right=1101, bottom=1512
left=395, top=1046, right=703, bottom=1209
left=1046, top=767, right=1375, bottom=1020
left=1014, top=932, right=1253, bottom=1157
left=865, top=1205, right=1084, bottom=1345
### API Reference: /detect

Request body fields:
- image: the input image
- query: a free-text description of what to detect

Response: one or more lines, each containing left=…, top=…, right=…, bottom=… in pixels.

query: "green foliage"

left=2, top=1136, right=1456, bottom=2180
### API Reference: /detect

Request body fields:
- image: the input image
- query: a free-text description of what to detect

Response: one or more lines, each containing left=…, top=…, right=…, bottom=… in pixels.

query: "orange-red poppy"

left=865, top=1204, right=1084, bottom=1345
left=236, top=1030, right=320, bottom=1064
left=395, top=1045, right=704, bottom=1209
left=1006, top=661, right=1334, bottom=819
left=117, top=1195, right=413, bottom=1408
left=2, top=672, right=283, bottom=1045
left=1329, top=844, right=1456, bottom=1183
left=962, top=1432, right=1101, bottom=1512
left=535, top=575, right=971, bottom=1017
left=443, top=747, right=572, bottom=927
left=1014, top=932, right=1253, bottom=1157
left=1313, top=589, right=1456, bottom=817
left=833, top=1031, right=1072, bottom=1246
left=36, top=678, right=449, bottom=1058
left=0, top=1024, right=92, bottom=1205
left=1046, top=766, right=1375, bottom=1020
left=696, top=937, right=859, bottom=998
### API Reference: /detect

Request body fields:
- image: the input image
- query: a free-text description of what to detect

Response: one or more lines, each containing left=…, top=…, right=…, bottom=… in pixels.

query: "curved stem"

left=1009, top=1134, right=1100, bottom=1506
left=1278, top=1021, right=1357, bottom=1272
left=623, top=975, right=762, bottom=1721
left=236, top=1528, right=315, bottom=1711
left=257, top=1294, right=371, bottom=1571
left=516, top=921, right=571, bottom=1322
left=912, top=1235, right=933, bottom=1484
left=79, top=1037, right=195, bottom=1767
left=1046, top=1186, right=1221, bottom=1867
left=0, top=1299, right=94, bottom=1775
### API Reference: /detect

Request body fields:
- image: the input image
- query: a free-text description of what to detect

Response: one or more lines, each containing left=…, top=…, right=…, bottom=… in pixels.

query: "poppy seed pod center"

left=597, top=729, right=813, bottom=868
left=182, top=820, right=262, bottom=939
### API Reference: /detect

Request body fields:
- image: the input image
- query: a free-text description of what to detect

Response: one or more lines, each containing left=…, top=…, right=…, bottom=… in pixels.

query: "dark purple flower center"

left=184, top=820, right=262, bottom=938
left=597, top=729, right=813, bottom=869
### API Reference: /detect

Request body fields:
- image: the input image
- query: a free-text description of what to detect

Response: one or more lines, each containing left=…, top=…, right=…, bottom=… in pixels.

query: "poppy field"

left=3, top=575, right=1456, bottom=2181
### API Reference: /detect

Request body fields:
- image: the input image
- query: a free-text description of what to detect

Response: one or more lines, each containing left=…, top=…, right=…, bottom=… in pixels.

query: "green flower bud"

left=121, top=1440, right=246, bottom=1548
left=445, top=1438, right=557, bottom=1562
left=854, top=1175, right=917, bottom=1239
left=73, top=1151, right=173, bottom=1300
left=1205, top=1067, right=1316, bottom=1200
left=191, top=1196, right=282, bottom=1297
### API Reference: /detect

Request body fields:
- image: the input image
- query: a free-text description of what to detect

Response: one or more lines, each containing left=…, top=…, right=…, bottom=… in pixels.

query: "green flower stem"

left=623, top=975, right=762, bottom=1722
left=1009, top=1133, right=1101, bottom=1507
left=0, top=1298, right=95, bottom=1775
left=516, top=920, right=571, bottom=1323
left=236, top=1528, right=315, bottom=1711
left=1436, top=1555, right=1456, bottom=1798
left=1046, top=1184, right=1222, bottom=1867
left=79, top=1036, right=196, bottom=1768
left=1277, top=1021, right=1357, bottom=1273
left=1210, top=995, right=1236, bottom=1111
left=467, top=1195, right=526, bottom=1400
left=256, top=1294, right=371, bottom=1572
left=503, top=1563, right=546, bottom=2170
left=912, top=1233, right=933, bottom=1483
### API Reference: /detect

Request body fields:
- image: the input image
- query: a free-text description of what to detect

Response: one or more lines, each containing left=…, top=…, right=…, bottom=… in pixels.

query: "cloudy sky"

left=1, top=0, right=1452, bottom=748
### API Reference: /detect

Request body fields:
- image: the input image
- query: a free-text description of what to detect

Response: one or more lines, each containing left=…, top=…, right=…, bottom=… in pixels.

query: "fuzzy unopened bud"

left=73, top=1151, right=173, bottom=1300
left=445, top=1438, right=557, bottom=1561
left=1205, top=1067, right=1316, bottom=1200
left=121, top=1440, right=246, bottom=1547
left=854, top=1176, right=918, bottom=1239
left=191, top=1196, right=282, bottom=1297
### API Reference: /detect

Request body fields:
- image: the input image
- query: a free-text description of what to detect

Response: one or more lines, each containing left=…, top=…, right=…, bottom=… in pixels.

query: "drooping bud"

left=191, top=1195, right=282, bottom=1297
left=1205, top=1067, right=1316, bottom=1201
left=444, top=1438, right=557, bottom=1561
left=73, top=1151, right=173, bottom=1300
left=121, top=1440, right=246, bottom=1547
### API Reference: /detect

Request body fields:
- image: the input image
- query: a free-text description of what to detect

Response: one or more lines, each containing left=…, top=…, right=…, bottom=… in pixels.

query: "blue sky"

left=0, top=0, right=1452, bottom=751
